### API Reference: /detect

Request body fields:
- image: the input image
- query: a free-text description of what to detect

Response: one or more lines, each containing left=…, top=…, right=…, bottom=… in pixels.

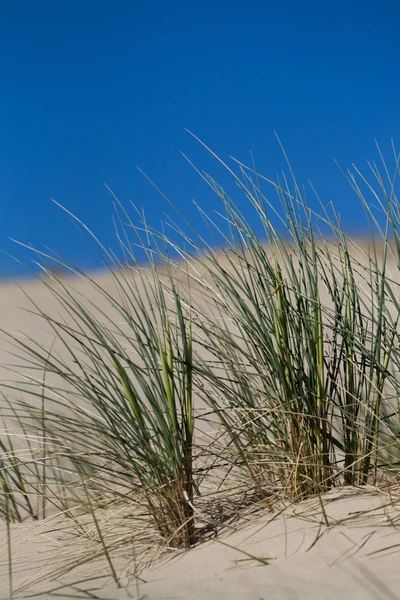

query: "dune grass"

left=1, top=139, right=400, bottom=595
left=2, top=234, right=198, bottom=549
left=165, top=147, right=400, bottom=500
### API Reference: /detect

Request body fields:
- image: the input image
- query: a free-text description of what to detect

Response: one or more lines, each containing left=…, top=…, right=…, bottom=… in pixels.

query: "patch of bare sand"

left=0, top=487, right=399, bottom=599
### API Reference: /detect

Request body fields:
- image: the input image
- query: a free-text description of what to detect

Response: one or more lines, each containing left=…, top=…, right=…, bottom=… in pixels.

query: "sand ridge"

left=1, top=247, right=400, bottom=599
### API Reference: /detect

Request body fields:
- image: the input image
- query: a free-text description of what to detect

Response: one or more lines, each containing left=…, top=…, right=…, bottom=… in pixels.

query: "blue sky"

left=1, top=0, right=399, bottom=276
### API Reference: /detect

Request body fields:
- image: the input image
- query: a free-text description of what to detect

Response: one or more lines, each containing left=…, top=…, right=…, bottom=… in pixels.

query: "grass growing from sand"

left=1, top=139, right=400, bottom=596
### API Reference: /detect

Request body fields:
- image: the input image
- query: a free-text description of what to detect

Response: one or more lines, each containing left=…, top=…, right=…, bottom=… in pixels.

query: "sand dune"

left=1, top=486, right=399, bottom=599
left=1, top=249, right=400, bottom=600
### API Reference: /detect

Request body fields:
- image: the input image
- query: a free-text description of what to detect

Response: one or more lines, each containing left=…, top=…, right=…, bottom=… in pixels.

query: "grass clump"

left=169, top=141, right=400, bottom=500
left=1, top=222, right=197, bottom=550
left=1, top=138, right=400, bottom=594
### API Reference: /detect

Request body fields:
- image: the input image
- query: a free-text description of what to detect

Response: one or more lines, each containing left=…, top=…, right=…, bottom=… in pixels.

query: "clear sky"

left=1, top=1, right=399, bottom=277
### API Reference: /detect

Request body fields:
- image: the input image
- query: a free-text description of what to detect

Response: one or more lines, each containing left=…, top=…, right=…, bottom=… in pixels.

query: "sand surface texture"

left=0, top=254, right=400, bottom=600
left=0, top=487, right=399, bottom=599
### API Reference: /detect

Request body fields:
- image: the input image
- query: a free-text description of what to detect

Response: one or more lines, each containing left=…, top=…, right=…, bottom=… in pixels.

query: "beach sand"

left=1, top=249, right=400, bottom=599
left=1, top=486, right=399, bottom=599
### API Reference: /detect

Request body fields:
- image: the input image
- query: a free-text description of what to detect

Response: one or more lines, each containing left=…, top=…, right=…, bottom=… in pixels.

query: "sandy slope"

left=138, top=487, right=400, bottom=600
left=1, top=252, right=400, bottom=599
left=0, top=487, right=399, bottom=599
